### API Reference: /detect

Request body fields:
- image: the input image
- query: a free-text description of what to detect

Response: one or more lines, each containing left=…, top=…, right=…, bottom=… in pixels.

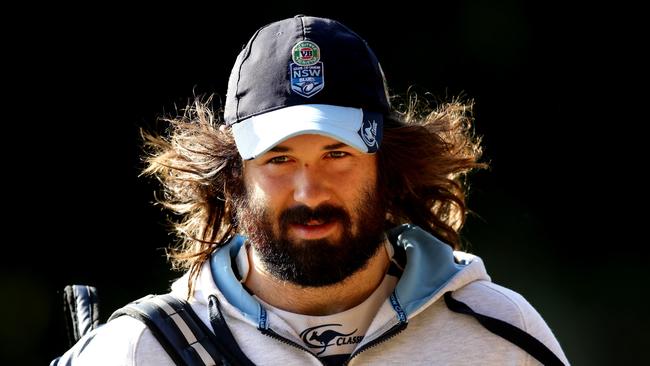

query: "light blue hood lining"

left=210, top=224, right=467, bottom=324
left=210, top=236, right=263, bottom=326
left=388, top=224, right=466, bottom=317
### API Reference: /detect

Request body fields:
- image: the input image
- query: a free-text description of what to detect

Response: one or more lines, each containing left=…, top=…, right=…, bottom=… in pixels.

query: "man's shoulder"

left=453, top=280, right=542, bottom=329
left=56, top=314, right=174, bottom=365
left=451, top=280, right=569, bottom=364
left=92, top=315, right=151, bottom=349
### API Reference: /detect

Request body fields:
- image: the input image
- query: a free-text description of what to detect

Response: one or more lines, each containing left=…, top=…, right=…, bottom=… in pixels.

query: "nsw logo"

left=299, top=324, right=363, bottom=355
left=290, top=41, right=325, bottom=98
left=290, top=63, right=324, bottom=98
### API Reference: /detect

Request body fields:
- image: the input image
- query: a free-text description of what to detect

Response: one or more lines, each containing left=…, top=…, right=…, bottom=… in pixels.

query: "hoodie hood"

left=172, top=224, right=491, bottom=328
left=387, top=224, right=491, bottom=318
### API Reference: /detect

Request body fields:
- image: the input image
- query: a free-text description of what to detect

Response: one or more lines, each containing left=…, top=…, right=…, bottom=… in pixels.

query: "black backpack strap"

left=62, top=285, right=100, bottom=346
left=109, top=294, right=252, bottom=366
left=207, top=295, right=255, bottom=365
left=444, top=292, right=565, bottom=366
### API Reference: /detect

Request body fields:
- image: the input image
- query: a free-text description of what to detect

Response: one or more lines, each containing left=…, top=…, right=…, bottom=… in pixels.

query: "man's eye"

left=267, top=156, right=291, bottom=164
left=327, top=151, right=349, bottom=159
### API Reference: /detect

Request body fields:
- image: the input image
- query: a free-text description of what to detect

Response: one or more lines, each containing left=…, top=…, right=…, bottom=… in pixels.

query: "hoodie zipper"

left=343, top=321, right=407, bottom=365
left=261, top=327, right=326, bottom=365
left=262, top=324, right=407, bottom=366
left=344, top=292, right=409, bottom=365
left=259, top=291, right=409, bottom=366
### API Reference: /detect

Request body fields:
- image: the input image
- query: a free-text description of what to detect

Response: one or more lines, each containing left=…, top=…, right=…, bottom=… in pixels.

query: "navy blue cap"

left=224, top=15, right=390, bottom=159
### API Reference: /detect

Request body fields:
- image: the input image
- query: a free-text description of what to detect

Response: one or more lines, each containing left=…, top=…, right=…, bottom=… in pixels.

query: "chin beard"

left=234, top=188, right=386, bottom=287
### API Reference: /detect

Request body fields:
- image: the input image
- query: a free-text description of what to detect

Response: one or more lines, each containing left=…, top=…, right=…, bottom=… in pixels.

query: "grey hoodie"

left=56, top=225, right=569, bottom=365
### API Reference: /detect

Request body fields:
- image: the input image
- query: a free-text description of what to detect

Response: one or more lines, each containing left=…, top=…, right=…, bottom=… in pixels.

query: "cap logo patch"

left=292, top=41, right=320, bottom=65
left=290, top=41, right=324, bottom=98
left=360, top=119, right=378, bottom=149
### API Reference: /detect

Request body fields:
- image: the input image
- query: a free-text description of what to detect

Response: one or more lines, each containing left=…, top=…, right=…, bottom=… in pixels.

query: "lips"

left=289, top=219, right=338, bottom=240
left=280, top=204, right=349, bottom=241
left=304, top=219, right=325, bottom=226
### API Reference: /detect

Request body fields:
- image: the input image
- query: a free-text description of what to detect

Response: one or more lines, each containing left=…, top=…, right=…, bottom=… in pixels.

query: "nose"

left=293, top=165, right=331, bottom=208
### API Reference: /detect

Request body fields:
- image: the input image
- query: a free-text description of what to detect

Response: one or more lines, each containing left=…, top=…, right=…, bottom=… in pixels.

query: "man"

left=56, top=15, right=568, bottom=365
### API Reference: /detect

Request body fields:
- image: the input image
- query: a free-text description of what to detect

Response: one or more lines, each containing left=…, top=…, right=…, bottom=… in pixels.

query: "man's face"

left=235, top=134, right=386, bottom=287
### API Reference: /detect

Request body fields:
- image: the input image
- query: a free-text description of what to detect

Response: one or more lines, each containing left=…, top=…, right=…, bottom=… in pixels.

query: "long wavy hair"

left=142, top=94, right=486, bottom=293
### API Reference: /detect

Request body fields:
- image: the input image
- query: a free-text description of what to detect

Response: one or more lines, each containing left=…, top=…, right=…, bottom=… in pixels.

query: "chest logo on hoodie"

left=299, top=323, right=363, bottom=355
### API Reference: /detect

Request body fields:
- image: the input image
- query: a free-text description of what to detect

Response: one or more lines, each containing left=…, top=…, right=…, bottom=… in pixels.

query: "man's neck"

left=244, top=243, right=390, bottom=316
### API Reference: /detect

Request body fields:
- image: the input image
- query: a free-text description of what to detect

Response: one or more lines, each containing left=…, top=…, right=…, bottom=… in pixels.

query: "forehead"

left=269, top=134, right=349, bottom=152
left=264, top=134, right=357, bottom=154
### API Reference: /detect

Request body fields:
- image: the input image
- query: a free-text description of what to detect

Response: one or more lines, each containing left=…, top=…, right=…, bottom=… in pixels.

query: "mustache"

left=280, top=204, right=349, bottom=226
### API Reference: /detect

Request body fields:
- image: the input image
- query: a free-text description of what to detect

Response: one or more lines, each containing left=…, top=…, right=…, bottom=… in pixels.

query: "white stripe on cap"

left=232, top=104, right=369, bottom=160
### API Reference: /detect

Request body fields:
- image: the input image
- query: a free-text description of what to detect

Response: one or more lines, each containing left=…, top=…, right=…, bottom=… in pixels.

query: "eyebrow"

left=269, top=142, right=348, bottom=152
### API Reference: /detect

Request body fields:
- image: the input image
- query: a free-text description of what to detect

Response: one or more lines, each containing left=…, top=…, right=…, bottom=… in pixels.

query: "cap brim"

left=232, top=104, right=380, bottom=160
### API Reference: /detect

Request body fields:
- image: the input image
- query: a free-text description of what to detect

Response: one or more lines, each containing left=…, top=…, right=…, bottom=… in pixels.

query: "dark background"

left=2, top=2, right=644, bottom=365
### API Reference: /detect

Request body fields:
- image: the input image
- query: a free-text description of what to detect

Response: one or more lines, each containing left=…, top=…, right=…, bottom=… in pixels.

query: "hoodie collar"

left=183, top=224, right=490, bottom=324
left=387, top=224, right=490, bottom=318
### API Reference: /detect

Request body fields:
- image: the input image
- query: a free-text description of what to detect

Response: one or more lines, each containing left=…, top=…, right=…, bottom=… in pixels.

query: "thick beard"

left=234, top=186, right=386, bottom=287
